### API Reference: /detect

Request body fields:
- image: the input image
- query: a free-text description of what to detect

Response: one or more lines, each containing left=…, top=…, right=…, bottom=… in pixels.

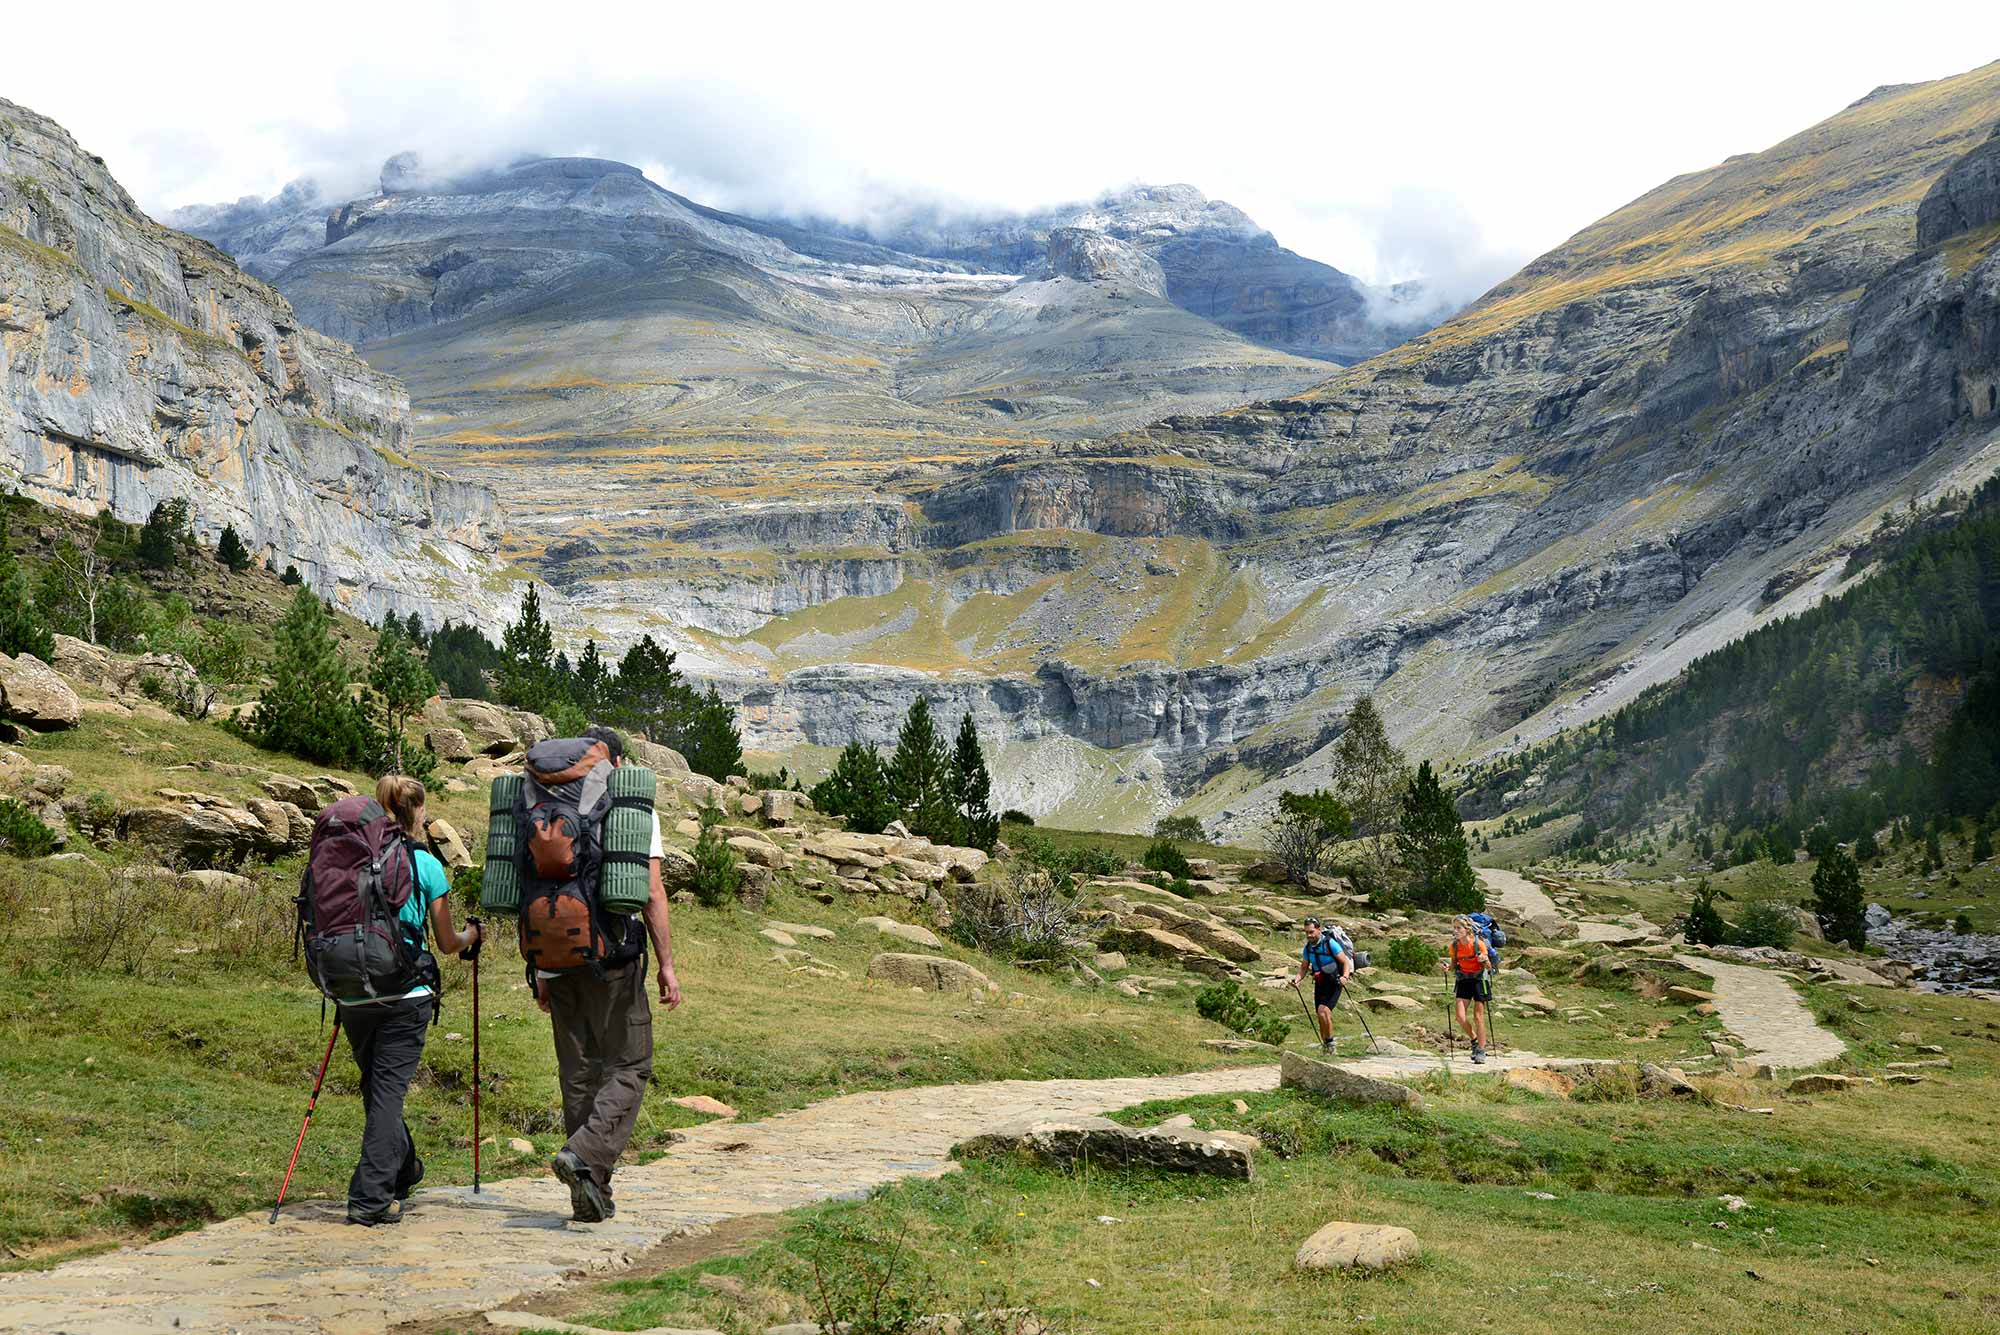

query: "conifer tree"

left=0, top=509, right=54, bottom=660
left=690, top=802, right=741, bottom=907
left=949, top=712, right=998, bottom=851
left=136, top=498, right=193, bottom=569
left=368, top=620, right=437, bottom=777
left=683, top=684, right=744, bottom=782
left=216, top=524, right=252, bottom=572
left=1332, top=695, right=1411, bottom=889
left=250, top=587, right=369, bottom=767
left=888, top=697, right=954, bottom=840
left=498, top=583, right=558, bottom=713
left=811, top=741, right=898, bottom=834
left=1396, top=760, right=1482, bottom=911
left=281, top=564, right=303, bottom=586
left=574, top=638, right=609, bottom=718
left=607, top=635, right=683, bottom=738
left=1812, top=845, right=1868, bottom=948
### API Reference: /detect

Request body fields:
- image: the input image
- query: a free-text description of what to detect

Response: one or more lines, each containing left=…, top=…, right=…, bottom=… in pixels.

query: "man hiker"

left=1295, top=916, right=1352, bottom=1056
left=531, top=725, right=682, bottom=1222
left=1445, top=914, right=1494, bottom=1063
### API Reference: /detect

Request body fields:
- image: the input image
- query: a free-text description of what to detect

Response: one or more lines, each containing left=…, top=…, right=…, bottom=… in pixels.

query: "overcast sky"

left=9, top=3, right=1998, bottom=305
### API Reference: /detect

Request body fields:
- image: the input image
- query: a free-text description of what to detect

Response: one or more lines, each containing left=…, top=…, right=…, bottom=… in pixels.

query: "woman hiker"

left=340, top=775, right=484, bottom=1226
left=1444, top=914, right=1494, bottom=1064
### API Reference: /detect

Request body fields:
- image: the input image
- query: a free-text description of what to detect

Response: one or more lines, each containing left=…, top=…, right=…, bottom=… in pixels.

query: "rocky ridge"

left=0, top=99, right=523, bottom=630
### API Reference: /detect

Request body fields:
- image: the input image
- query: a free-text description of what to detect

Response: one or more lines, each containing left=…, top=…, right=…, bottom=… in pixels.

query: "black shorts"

left=1454, top=971, right=1489, bottom=1002
left=1313, top=974, right=1343, bottom=1009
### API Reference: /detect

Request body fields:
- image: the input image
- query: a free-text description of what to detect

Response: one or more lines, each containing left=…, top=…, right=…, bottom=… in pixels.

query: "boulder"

left=246, top=798, right=310, bottom=852
left=1791, top=908, right=1824, bottom=941
left=1360, top=994, right=1419, bottom=1013
left=1093, top=951, right=1128, bottom=973
left=426, top=727, right=474, bottom=764
left=656, top=846, right=697, bottom=891
left=1787, top=1072, right=1868, bottom=1095
left=1242, top=860, right=1291, bottom=883
left=0, top=653, right=81, bottom=730
left=955, top=1113, right=1255, bottom=1180
left=1665, top=985, right=1717, bottom=1006
left=1294, top=1221, right=1421, bottom=1272
left=726, top=835, right=788, bottom=869
left=427, top=818, right=473, bottom=870
left=454, top=701, right=521, bottom=755
left=1509, top=991, right=1559, bottom=1014
left=866, top=952, right=996, bottom=994
left=1638, top=1063, right=1701, bottom=1099
left=625, top=735, right=692, bottom=774
left=1100, top=923, right=1213, bottom=967
left=1174, top=918, right=1262, bottom=964
left=760, top=790, right=797, bottom=824
left=858, top=916, right=945, bottom=949
left=177, top=869, right=255, bottom=895
left=1280, top=1051, right=1424, bottom=1108
left=941, top=846, right=990, bottom=881
left=257, top=775, right=322, bottom=808
left=1503, top=1067, right=1575, bottom=1099
left=48, top=634, right=113, bottom=689
left=123, top=804, right=249, bottom=861
left=736, top=862, right=773, bottom=908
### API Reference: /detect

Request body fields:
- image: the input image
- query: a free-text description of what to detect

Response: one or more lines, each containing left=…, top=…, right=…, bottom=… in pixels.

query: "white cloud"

left=9, top=0, right=1997, bottom=304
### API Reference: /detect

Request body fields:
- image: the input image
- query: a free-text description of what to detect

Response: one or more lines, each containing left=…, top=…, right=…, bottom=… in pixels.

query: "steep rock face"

left=1917, top=123, right=2000, bottom=245
left=1039, top=227, right=1167, bottom=297
left=0, top=99, right=518, bottom=629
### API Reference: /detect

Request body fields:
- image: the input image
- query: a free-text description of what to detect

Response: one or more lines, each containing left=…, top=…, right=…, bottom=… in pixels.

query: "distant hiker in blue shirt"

left=1295, top=916, right=1352, bottom=1056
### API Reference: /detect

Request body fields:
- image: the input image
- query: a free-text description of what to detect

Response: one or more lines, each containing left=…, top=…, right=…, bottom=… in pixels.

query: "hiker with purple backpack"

left=295, top=775, right=484, bottom=1226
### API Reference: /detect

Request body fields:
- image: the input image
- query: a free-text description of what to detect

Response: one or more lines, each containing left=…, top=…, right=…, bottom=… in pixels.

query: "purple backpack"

left=295, top=795, right=424, bottom=1001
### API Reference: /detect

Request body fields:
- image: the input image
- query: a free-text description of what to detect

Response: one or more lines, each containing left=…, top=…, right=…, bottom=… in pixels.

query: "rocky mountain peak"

left=1039, top=227, right=1168, bottom=297
left=1069, top=184, right=1264, bottom=242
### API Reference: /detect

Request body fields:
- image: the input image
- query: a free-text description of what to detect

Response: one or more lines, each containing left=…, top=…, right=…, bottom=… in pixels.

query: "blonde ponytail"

left=375, top=774, right=427, bottom=836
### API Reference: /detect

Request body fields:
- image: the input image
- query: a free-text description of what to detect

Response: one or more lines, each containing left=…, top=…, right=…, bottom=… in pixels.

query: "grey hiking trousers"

left=545, top=958, right=654, bottom=1191
left=337, top=994, right=432, bottom=1216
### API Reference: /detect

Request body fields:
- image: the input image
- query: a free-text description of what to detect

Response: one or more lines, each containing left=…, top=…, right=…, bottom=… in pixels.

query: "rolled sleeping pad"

left=600, top=766, right=657, bottom=913
left=480, top=774, right=522, bottom=914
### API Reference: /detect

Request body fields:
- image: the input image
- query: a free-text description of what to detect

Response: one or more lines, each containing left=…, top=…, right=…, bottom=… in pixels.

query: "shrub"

left=1384, top=934, right=1439, bottom=975
left=999, top=808, right=1034, bottom=826
left=790, top=1212, right=935, bottom=1335
left=1269, top=788, right=1351, bottom=885
left=1731, top=899, right=1797, bottom=950
left=1142, top=838, right=1191, bottom=879
left=1193, top=980, right=1289, bottom=1047
left=1673, top=878, right=1730, bottom=946
left=1013, top=831, right=1120, bottom=887
left=0, top=798, right=58, bottom=859
left=1954, top=912, right=1974, bottom=934
left=1154, top=814, right=1204, bottom=843
left=690, top=804, right=740, bottom=907
left=946, top=869, right=1092, bottom=965
left=280, top=564, right=303, bottom=586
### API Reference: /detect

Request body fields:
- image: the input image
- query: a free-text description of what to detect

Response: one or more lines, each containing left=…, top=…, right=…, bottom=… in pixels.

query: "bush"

left=1954, top=912, right=1974, bottom=934
left=790, top=1212, right=935, bottom=1335
left=1013, top=831, right=1120, bottom=887
left=1269, top=788, right=1351, bottom=885
left=1154, top=815, right=1205, bottom=843
left=1675, top=878, right=1730, bottom=947
left=280, top=564, right=303, bottom=586
left=999, top=808, right=1034, bottom=826
left=1384, top=934, right=1439, bottom=975
left=946, top=869, right=1091, bottom=965
left=1731, top=899, right=1797, bottom=949
left=1142, top=838, right=1191, bottom=879
left=690, top=805, right=740, bottom=907
left=1193, top=980, right=1290, bottom=1047
left=0, top=798, right=59, bottom=859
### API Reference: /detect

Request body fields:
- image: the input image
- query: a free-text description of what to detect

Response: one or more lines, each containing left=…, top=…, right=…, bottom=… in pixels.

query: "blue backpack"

left=1467, top=913, right=1505, bottom=971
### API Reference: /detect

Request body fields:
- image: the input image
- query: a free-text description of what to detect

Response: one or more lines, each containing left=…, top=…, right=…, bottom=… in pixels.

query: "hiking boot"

left=394, top=1156, right=425, bottom=1202
left=552, top=1149, right=613, bottom=1223
left=346, top=1206, right=400, bottom=1227
left=1470, top=1044, right=1487, bottom=1065
left=1321, top=1038, right=1338, bottom=1057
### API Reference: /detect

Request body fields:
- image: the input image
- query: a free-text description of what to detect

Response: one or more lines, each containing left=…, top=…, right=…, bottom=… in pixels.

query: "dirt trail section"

left=0, top=1043, right=1599, bottom=1335
left=1674, top=954, right=1847, bottom=1069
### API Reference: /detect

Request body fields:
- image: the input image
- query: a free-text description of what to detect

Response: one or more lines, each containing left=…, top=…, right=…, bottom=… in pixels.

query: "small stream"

left=1866, top=904, right=2000, bottom=992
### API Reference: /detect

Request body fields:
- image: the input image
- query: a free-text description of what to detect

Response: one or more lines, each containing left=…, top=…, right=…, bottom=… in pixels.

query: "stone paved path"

left=1674, top=954, right=1847, bottom=1068
left=0, top=1044, right=1593, bottom=1335
left=1475, top=867, right=1559, bottom=922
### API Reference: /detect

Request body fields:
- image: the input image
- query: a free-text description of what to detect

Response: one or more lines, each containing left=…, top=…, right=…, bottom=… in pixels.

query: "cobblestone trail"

left=1674, top=954, right=1848, bottom=1068
left=0, top=1043, right=1596, bottom=1335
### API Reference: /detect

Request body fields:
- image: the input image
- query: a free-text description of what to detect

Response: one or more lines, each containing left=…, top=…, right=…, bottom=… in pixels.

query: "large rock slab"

left=857, top=916, right=944, bottom=949
left=1280, top=1051, right=1424, bottom=1108
left=626, top=736, right=692, bottom=774
left=0, top=653, right=80, bottom=730
left=866, top=952, right=995, bottom=994
left=955, top=1113, right=1255, bottom=1180
left=1294, top=1221, right=1421, bottom=1272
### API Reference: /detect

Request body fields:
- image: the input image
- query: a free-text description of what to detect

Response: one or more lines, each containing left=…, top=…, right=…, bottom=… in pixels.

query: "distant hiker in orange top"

left=1444, top=915, right=1493, bottom=1063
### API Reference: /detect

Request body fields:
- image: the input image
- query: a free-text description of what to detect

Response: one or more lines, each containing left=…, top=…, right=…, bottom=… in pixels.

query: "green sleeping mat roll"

left=480, top=774, right=523, bottom=914
left=600, top=766, right=657, bottom=913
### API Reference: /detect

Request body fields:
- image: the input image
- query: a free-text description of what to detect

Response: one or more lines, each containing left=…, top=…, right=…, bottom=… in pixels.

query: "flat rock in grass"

left=1886, top=1073, right=1928, bottom=1085
left=1360, top=994, right=1419, bottom=1013
left=954, top=1113, right=1255, bottom=1180
left=1294, top=1220, right=1422, bottom=1272
left=866, top=952, right=995, bottom=994
left=1787, top=1072, right=1871, bottom=1094
left=1509, top=991, right=1559, bottom=1014
left=1200, top=1038, right=1279, bottom=1053
left=1503, top=1067, right=1575, bottom=1099
left=1885, top=1058, right=1952, bottom=1070
left=1093, top=951, right=1128, bottom=972
left=1280, top=1051, right=1424, bottom=1108
left=1666, top=985, right=1718, bottom=1005
left=485, top=1313, right=720, bottom=1335
left=670, top=1094, right=738, bottom=1118
left=1638, top=1063, right=1701, bottom=1099
left=857, top=916, right=944, bottom=949
left=763, top=920, right=837, bottom=940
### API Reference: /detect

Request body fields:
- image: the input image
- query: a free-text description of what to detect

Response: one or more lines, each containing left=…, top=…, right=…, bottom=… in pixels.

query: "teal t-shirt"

left=340, top=846, right=450, bottom=1005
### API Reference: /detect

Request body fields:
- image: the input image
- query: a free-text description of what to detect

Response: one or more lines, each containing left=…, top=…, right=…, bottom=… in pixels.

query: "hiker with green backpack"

left=293, top=775, right=484, bottom=1226
left=488, top=725, right=681, bottom=1223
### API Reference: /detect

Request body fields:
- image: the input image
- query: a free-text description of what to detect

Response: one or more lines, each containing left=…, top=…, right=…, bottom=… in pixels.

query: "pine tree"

left=0, top=509, right=54, bottom=660
left=216, top=524, right=252, bottom=572
left=1812, top=845, right=1868, bottom=948
left=690, top=803, right=741, bottom=907
left=281, top=564, right=303, bottom=586
left=136, top=498, right=193, bottom=569
left=498, top=583, right=558, bottom=713
left=1680, top=878, right=1729, bottom=946
left=1975, top=824, right=1993, bottom=862
left=888, top=697, right=953, bottom=840
left=249, top=587, right=370, bottom=767
left=367, top=620, right=437, bottom=777
left=948, top=712, right=998, bottom=851
left=574, top=638, right=609, bottom=718
left=1331, top=696, right=1411, bottom=890
left=607, top=635, right=686, bottom=739
left=1396, top=760, right=1482, bottom=911
left=811, top=741, right=898, bottom=835
left=683, top=685, right=744, bottom=782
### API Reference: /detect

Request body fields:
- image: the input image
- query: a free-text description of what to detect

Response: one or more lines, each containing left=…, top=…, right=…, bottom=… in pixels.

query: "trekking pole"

left=1483, top=969, right=1501, bottom=1053
left=1444, top=977, right=1456, bottom=1056
left=462, top=917, right=485, bottom=1195
left=1290, top=979, right=1318, bottom=1045
left=1338, top=989, right=1381, bottom=1054
left=270, top=1019, right=341, bottom=1223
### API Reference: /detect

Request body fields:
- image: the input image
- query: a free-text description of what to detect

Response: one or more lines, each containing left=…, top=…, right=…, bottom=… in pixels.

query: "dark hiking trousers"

left=545, top=958, right=653, bottom=1194
left=338, top=995, right=432, bottom=1216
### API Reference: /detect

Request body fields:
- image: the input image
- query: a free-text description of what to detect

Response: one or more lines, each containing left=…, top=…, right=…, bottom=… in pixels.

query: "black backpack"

left=296, top=795, right=430, bottom=1001
left=515, top=737, right=643, bottom=974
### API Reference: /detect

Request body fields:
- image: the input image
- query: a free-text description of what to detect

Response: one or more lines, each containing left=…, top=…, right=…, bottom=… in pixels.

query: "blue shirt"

left=340, top=847, right=450, bottom=1005
left=1302, top=934, right=1346, bottom=975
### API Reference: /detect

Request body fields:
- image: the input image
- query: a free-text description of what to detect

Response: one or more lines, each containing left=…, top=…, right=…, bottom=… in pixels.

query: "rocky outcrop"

left=1279, top=1051, right=1424, bottom=1108
left=865, top=952, right=996, bottom=993
left=954, top=1112, right=1257, bottom=1180
left=0, top=98, right=522, bottom=632
left=1039, top=228, right=1167, bottom=298
left=0, top=653, right=80, bottom=730
left=1917, top=122, right=2000, bottom=245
